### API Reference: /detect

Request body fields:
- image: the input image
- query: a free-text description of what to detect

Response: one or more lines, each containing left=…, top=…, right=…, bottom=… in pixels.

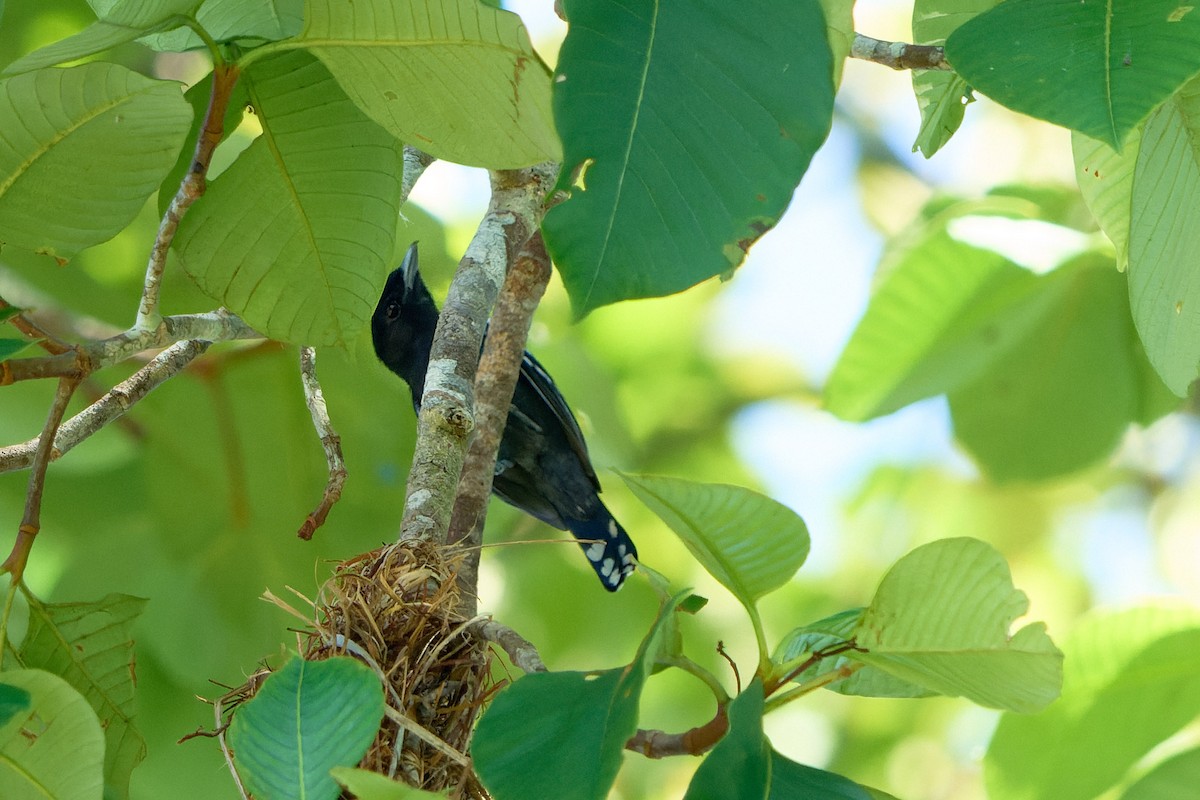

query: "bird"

left=371, top=243, right=638, bottom=591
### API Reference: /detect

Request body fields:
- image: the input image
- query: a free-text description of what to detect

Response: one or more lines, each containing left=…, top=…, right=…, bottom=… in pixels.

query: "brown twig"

left=297, top=346, right=347, bottom=540
left=137, top=62, right=241, bottom=330
left=3, top=375, right=81, bottom=579
left=625, top=705, right=730, bottom=759
left=399, top=164, right=557, bottom=548
left=449, top=233, right=553, bottom=610
left=851, top=33, right=951, bottom=71
left=0, top=296, right=72, bottom=356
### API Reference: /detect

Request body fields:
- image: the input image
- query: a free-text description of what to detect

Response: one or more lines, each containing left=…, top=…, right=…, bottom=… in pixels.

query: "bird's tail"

left=566, top=506, right=638, bottom=591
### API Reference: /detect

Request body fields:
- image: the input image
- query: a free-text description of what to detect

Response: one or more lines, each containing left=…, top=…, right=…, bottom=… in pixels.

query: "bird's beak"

left=400, top=242, right=420, bottom=292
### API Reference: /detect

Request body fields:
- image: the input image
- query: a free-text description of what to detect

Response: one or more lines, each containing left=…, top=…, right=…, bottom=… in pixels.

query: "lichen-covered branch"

left=399, top=163, right=557, bottom=547
left=851, top=33, right=951, bottom=71
left=0, top=339, right=214, bottom=474
left=448, top=232, right=553, bottom=610
left=402, top=146, right=436, bottom=204
left=296, top=346, right=347, bottom=540
left=473, top=618, right=547, bottom=674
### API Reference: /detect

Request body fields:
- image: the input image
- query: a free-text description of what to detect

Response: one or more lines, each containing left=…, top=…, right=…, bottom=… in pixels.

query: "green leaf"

left=0, top=669, right=105, bottom=800
left=0, top=63, right=192, bottom=262
left=945, top=0, right=1200, bottom=149
left=1, top=0, right=195, bottom=75
left=948, top=255, right=1165, bottom=481
left=142, top=0, right=303, bottom=51
left=228, top=656, right=385, bottom=800
left=295, top=0, right=557, bottom=168
left=1073, top=126, right=1141, bottom=270
left=986, top=607, right=1200, bottom=800
left=1129, top=80, right=1200, bottom=395
left=910, top=0, right=998, bottom=157
left=0, top=338, right=39, bottom=360
left=474, top=591, right=685, bottom=800
left=0, top=305, right=20, bottom=323
left=851, top=538, right=1062, bottom=713
left=683, top=681, right=769, bottom=800
left=768, top=753, right=879, bottom=800
left=16, top=593, right=147, bottom=800
left=175, top=50, right=403, bottom=346
left=1120, top=747, right=1200, bottom=800
left=825, top=229, right=1053, bottom=422
left=0, top=683, right=31, bottom=727
left=544, top=0, right=834, bottom=315
left=774, top=609, right=934, bottom=699
left=330, top=767, right=448, bottom=799
left=820, top=0, right=855, bottom=88
left=621, top=474, right=809, bottom=612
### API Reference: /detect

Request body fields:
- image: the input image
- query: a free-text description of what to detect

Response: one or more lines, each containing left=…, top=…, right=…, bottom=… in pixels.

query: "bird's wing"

left=518, top=351, right=600, bottom=490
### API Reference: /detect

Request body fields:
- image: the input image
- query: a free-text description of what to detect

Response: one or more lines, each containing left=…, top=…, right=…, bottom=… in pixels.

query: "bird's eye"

left=385, top=301, right=400, bottom=321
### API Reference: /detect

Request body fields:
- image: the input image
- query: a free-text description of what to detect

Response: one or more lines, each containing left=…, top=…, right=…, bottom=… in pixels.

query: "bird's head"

left=372, top=242, right=439, bottom=385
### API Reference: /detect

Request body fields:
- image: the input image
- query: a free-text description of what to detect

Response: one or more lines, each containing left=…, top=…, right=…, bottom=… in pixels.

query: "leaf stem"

left=764, top=662, right=864, bottom=714
left=180, top=15, right=225, bottom=67
left=660, top=654, right=730, bottom=705
left=0, top=577, right=20, bottom=669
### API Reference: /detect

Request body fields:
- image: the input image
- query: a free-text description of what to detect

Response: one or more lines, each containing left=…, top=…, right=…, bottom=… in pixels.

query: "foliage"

left=0, top=0, right=1198, bottom=799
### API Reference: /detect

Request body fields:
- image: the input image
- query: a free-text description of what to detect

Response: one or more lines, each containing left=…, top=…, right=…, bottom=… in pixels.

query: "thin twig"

left=297, top=346, right=347, bottom=540
left=625, top=705, right=730, bottom=759
left=3, top=376, right=81, bottom=579
left=402, top=145, right=436, bottom=204
left=0, top=339, right=214, bottom=474
left=449, top=233, right=553, bottom=611
left=137, top=62, right=242, bottom=330
left=0, top=296, right=71, bottom=355
left=472, top=618, right=547, bottom=674
left=850, top=33, right=952, bottom=71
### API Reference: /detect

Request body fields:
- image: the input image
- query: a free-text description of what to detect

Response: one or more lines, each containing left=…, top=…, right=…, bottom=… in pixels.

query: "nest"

left=284, top=540, right=496, bottom=798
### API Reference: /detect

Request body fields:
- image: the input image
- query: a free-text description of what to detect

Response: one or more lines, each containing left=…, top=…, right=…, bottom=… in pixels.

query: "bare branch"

left=402, top=146, right=436, bottom=204
left=851, top=33, right=952, bottom=71
left=137, top=63, right=242, bottom=330
left=296, top=346, right=347, bottom=540
left=0, top=339, right=214, bottom=474
left=473, top=618, right=547, bottom=674
left=626, top=705, right=730, bottom=759
left=3, top=375, right=81, bottom=579
left=449, top=232, right=553, bottom=610
left=400, top=163, right=558, bottom=547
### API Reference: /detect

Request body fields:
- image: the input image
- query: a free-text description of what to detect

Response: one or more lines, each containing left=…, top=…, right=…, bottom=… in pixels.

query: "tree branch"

left=625, top=707, right=730, bottom=759
left=3, top=375, right=81, bottom=579
left=296, top=346, right=347, bottom=541
left=399, top=164, right=557, bottom=547
left=850, top=33, right=951, bottom=71
left=137, top=62, right=241, bottom=330
left=473, top=618, right=547, bottom=674
left=0, top=339, right=214, bottom=474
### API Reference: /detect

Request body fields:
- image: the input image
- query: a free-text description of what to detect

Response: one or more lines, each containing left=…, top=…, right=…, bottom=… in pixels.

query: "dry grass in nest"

left=261, top=539, right=497, bottom=798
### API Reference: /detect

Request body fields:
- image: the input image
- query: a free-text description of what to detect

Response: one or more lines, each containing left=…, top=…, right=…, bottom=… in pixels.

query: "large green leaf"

left=1, top=0, right=194, bottom=75
left=768, top=753, right=881, bottom=800
left=683, top=681, right=769, bottom=800
left=16, top=594, right=147, bottom=800
left=473, top=591, right=685, bottom=800
left=0, top=683, right=31, bottom=728
left=851, top=538, right=1062, bottom=713
left=946, top=0, right=1200, bottom=149
left=986, top=607, right=1200, bottom=800
left=1073, top=127, right=1141, bottom=270
left=0, top=669, right=105, bottom=800
left=175, top=50, right=403, bottom=346
left=825, top=229, right=1053, bottom=421
left=0, top=63, right=192, bottom=261
left=820, top=0, right=855, bottom=88
left=543, top=0, right=834, bottom=315
left=228, top=656, right=385, bottom=800
left=1120, top=748, right=1200, bottom=800
left=142, top=0, right=302, bottom=51
left=1129, top=81, right=1200, bottom=395
left=949, top=255, right=1171, bottom=481
left=910, top=0, right=999, bottom=157
left=293, top=0, right=557, bottom=168
left=621, top=474, right=809, bottom=613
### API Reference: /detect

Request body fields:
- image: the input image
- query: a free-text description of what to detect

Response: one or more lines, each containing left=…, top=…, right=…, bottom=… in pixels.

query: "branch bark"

left=850, top=33, right=952, bottom=71
left=399, top=163, right=557, bottom=547
left=296, top=346, right=347, bottom=540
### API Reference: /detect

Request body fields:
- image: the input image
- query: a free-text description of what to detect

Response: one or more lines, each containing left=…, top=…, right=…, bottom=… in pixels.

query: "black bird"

left=371, top=243, right=638, bottom=591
